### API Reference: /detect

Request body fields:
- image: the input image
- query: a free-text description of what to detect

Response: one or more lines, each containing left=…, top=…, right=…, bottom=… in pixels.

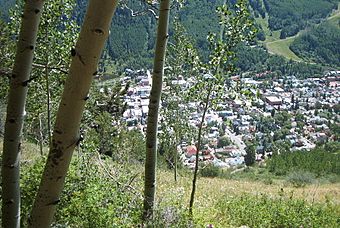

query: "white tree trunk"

left=144, top=0, right=171, bottom=219
left=1, top=1, right=44, bottom=227
left=28, top=1, right=119, bottom=227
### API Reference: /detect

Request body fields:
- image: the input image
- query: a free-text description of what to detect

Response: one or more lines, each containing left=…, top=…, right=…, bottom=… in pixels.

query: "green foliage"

left=235, top=45, right=324, bottom=78
left=146, top=182, right=192, bottom=227
left=216, top=193, right=340, bottom=227
left=160, top=20, right=198, bottom=168
left=107, top=2, right=156, bottom=69
left=2, top=0, right=339, bottom=69
left=245, top=144, right=255, bottom=166
left=290, top=20, right=340, bottom=67
left=200, top=164, right=220, bottom=178
left=81, top=81, right=136, bottom=161
left=2, top=0, right=79, bottom=145
left=268, top=143, right=340, bottom=177
left=19, top=155, right=143, bottom=227
left=178, top=0, right=221, bottom=59
left=286, top=170, right=316, bottom=187
left=217, top=136, right=231, bottom=148
left=265, top=0, right=338, bottom=32
left=0, top=15, right=13, bottom=102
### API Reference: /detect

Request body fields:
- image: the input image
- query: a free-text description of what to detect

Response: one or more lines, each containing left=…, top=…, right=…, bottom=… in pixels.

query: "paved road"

left=224, top=127, right=246, bottom=155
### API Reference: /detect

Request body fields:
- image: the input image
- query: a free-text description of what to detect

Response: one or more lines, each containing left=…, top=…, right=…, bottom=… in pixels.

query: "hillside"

left=262, top=2, right=340, bottom=64
left=1, top=0, right=338, bottom=68
left=1, top=139, right=339, bottom=227
left=290, top=14, right=340, bottom=67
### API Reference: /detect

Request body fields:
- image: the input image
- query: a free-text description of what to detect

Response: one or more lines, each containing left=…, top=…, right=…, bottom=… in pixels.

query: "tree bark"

left=28, top=1, right=119, bottom=227
left=1, top=1, right=44, bottom=227
left=144, top=0, right=171, bottom=220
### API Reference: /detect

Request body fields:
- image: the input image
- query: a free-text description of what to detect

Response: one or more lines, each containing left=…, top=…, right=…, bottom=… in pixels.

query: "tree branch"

left=32, top=63, right=68, bottom=74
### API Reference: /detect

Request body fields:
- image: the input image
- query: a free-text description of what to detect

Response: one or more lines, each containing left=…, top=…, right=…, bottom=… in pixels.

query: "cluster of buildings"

left=120, top=68, right=340, bottom=169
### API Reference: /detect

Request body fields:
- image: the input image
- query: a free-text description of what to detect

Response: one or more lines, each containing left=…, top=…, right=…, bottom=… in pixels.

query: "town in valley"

left=117, top=69, right=340, bottom=169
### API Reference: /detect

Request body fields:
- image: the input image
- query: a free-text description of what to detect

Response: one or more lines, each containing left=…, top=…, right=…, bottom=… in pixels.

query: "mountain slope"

left=290, top=19, right=340, bottom=67
left=1, top=0, right=338, bottom=68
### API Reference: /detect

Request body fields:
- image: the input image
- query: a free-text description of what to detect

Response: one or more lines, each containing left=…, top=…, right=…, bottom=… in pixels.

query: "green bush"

left=263, top=177, right=273, bottom=185
left=200, top=164, right=220, bottom=178
left=267, top=143, right=340, bottom=177
left=217, top=136, right=231, bottom=148
left=286, top=170, right=315, bottom=187
left=19, top=154, right=143, bottom=227
left=216, top=193, right=340, bottom=227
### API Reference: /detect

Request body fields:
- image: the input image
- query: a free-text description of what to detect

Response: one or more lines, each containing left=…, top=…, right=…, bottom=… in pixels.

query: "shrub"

left=286, top=170, right=315, bottom=187
left=244, top=145, right=255, bottom=166
left=19, top=154, right=143, bottom=227
left=263, top=177, right=273, bottom=185
left=217, top=136, right=231, bottom=148
left=216, top=193, right=340, bottom=227
left=267, top=144, right=340, bottom=177
left=200, top=164, right=220, bottom=178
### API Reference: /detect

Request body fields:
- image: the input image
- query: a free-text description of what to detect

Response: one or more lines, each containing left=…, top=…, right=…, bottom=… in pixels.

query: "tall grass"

left=216, top=193, right=340, bottom=227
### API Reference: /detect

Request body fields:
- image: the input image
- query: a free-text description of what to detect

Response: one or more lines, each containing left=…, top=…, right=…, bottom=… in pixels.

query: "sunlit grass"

left=266, top=38, right=302, bottom=61
left=156, top=168, right=340, bottom=226
left=0, top=138, right=45, bottom=162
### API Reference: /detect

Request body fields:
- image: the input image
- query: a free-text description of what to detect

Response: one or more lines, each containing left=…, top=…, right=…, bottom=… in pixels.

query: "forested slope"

left=251, top=0, right=338, bottom=38
left=290, top=19, right=340, bottom=67
left=1, top=0, right=338, bottom=68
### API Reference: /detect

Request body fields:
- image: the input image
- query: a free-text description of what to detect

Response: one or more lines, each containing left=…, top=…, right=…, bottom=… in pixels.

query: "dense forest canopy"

left=290, top=20, right=340, bottom=67
left=264, top=0, right=338, bottom=30
left=1, top=0, right=338, bottom=70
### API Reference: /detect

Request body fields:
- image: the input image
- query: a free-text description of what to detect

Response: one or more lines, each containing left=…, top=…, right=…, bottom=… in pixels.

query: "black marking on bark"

left=84, top=95, right=89, bottom=101
left=57, top=176, right=63, bottom=181
left=22, top=80, right=29, bottom=87
left=94, top=28, right=104, bottom=34
left=22, top=75, right=39, bottom=86
left=71, top=48, right=76, bottom=56
left=18, top=142, right=21, bottom=152
left=55, top=130, right=63, bottom=134
left=78, top=55, right=85, bottom=65
left=9, top=119, right=15, bottom=123
left=51, top=142, right=63, bottom=165
left=34, top=9, right=40, bottom=14
left=29, top=45, right=34, bottom=50
left=46, top=199, right=60, bottom=206
left=92, top=71, right=98, bottom=76
left=147, top=144, right=153, bottom=149
left=12, top=73, right=17, bottom=79
left=5, top=199, right=14, bottom=205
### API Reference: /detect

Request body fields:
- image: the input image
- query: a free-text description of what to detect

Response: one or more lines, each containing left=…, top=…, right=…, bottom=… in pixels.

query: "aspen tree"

left=28, top=0, right=119, bottom=227
left=188, top=0, right=255, bottom=215
left=1, top=1, right=44, bottom=227
left=144, top=0, right=171, bottom=220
